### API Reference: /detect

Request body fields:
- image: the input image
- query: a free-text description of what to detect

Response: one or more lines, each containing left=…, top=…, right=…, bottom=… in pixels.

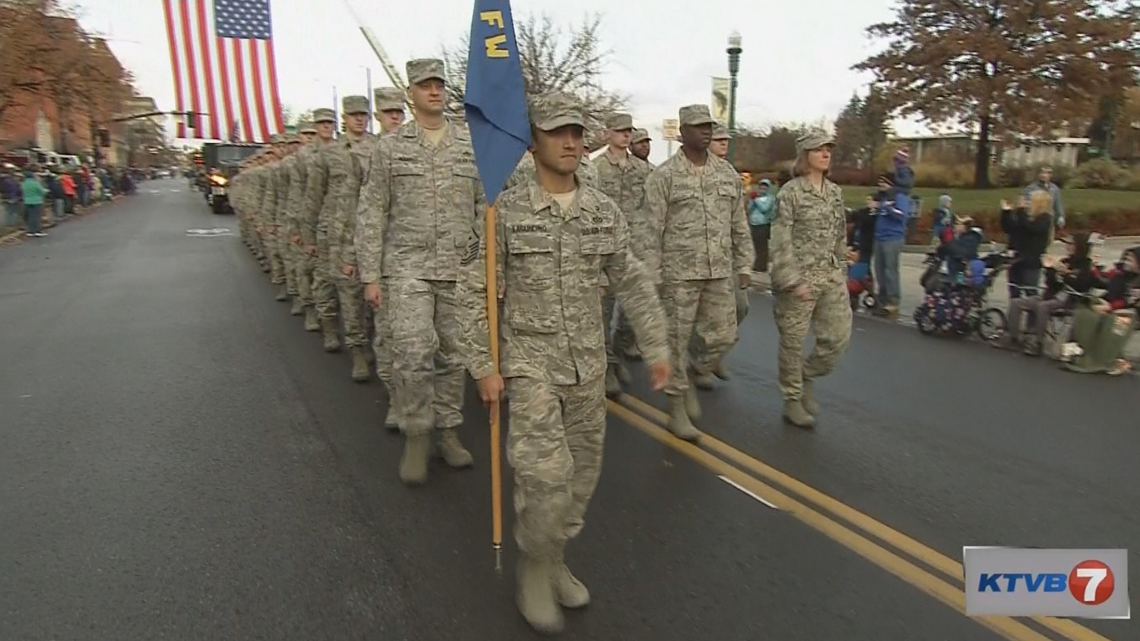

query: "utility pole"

left=366, top=67, right=374, bottom=133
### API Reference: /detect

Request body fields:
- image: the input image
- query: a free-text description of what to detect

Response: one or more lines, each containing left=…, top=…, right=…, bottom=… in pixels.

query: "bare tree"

left=441, top=12, right=627, bottom=143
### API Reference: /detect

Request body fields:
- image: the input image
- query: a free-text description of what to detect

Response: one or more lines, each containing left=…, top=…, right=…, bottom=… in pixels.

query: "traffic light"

left=185, top=111, right=196, bottom=130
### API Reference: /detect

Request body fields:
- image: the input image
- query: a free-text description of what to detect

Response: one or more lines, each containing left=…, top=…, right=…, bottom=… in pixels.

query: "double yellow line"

left=606, top=394, right=1118, bottom=641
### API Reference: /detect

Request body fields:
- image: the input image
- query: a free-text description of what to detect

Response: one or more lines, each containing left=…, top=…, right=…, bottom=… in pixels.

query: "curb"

left=0, top=197, right=118, bottom=246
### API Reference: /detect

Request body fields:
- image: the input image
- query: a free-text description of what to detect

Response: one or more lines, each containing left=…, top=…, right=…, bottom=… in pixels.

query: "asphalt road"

left=1, top=181, right=1135, bottom=641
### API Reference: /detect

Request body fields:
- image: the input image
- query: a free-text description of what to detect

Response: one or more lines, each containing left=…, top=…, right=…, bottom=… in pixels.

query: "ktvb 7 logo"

left=978, top=560, right=1115, bottom=606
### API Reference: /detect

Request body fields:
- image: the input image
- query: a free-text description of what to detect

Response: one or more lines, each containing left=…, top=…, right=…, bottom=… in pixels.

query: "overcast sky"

left=73, top=0, right=926, bottom=163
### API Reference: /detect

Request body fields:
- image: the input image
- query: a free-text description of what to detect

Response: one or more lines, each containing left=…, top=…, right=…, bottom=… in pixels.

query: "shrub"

left=1126, top=168, right=1140, bottom=192
left=828, top=166, right=875, bottom=186
left=995, top=165, right=1029, bottom=188
left=912, top=162, right=974, bottom=189
left=1069, top=158, right=1131, bottom=190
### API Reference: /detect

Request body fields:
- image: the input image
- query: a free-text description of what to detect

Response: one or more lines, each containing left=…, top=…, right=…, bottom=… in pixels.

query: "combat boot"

left=437, top=429, right=474, bottom=468
left=399, top=433, right=431, bottom=485
left=615, top=362, right=632, bottom=386
left=320, top=318, right=340, bottom=352
left=684, top=387, right=701, bottom=421
left=289, top=297, right=304, bottom=316
left=382, top=388, right=401, bottom=432
left=260, top=262, right=270, bottom=274
left=693, top=371, right=716, bottom=390
left=801, top=379, right=819, bottom=416
left=350, top=347, right=370, bottom=382
left=604, top=364, right=621, bottom=398
left=517, top=556, right=564, bottom=634
left=553, top=553, right=590, bottom=609
left=274, top=284, right=288, bottom=301
left=303, top=307, right=320, bottom=332
left=667, top=395, right=702, bottom=442
left=712, top=358, right=730, bottom=380
left=783, top=399, right=815, bottom=429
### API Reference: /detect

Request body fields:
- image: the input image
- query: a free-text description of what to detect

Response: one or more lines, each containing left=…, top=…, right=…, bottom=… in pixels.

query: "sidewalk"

left=0, top=197, right=119, bottom=244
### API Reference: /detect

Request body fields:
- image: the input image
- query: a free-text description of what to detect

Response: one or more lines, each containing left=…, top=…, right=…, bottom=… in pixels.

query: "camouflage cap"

left=711, top=123, right=730, bottom=140
left=342, top=95, right=369, bottom=115
left=374, top=86, right=405, bottom=111
left=631, top=128, right=651, bottom=144
left=297, top=120, right=317, bottom=134
left=312, top=107, right=336, bottom=123
left=406, top=58, right=445, bottom=85
left=679, top=104, right=716, bottom=126
left=286, top=133, right=301, bottom=144
left=796, top=127, right=835, bottom=153
left=606, top=112, right=633, bottom=131
left=528, top=91, right=585, bottom=131
left=270, top=134, right=285, bottom=144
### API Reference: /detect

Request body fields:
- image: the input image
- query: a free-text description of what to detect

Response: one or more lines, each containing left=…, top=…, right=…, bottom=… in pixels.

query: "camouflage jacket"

left=258, top=162, right=281, bottom=227
left=328, top=131, right=376, bottom=268
left=457, top=181, right=667, bottom=385
left=288, top=143, right=320, bottom=245
left=301, top=138, right=338, bottom=244
left=639, top=149, right=753, bottom=283
left=769, top=175, right=847, bottom=291
left=593, top=149, right=653, bottom=216
left=275, top=156, right=296, bottom=237
left=355, top=119, right=486, bottom=283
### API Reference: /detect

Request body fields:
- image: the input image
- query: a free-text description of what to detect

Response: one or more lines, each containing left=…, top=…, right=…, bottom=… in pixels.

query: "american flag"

left=162, top=0, right=285, bottom=142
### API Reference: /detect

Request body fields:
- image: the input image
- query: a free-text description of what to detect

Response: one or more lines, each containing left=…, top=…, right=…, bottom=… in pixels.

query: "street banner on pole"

left=711, top=77, right=730, bottom=126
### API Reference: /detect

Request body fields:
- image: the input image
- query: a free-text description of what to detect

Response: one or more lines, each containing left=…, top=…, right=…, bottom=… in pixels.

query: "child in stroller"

left=846, top=197, right=878, bottom=310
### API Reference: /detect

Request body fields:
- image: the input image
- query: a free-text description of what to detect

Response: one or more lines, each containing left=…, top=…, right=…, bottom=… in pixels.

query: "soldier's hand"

left=738, top=273, right=751, bottom=289
left=291, top=233, right=302, bottom=245
left=648, top=360, right=671, bottom=391
left=599, top=286, right=610, bottom=297
left=477, top=373, right=505, bottom=405
left=364, top=283, right=382, bottom=308
left=341, top=264, right=358, bottom=279
left=792, top=284, right=813, bottom=301
left=305, top=244, right=317, bottom=256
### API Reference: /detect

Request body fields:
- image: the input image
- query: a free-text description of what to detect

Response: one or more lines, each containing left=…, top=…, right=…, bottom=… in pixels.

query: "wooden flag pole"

left=485, top=202, right=503, bottom=573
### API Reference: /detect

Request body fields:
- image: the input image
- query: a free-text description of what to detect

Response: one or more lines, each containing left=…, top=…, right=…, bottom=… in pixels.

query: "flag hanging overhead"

left=162, top=0, right=285, bottom=142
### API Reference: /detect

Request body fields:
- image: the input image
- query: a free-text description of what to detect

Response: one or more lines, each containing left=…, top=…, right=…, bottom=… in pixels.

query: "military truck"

left=200, top=142, right=263, bottom=214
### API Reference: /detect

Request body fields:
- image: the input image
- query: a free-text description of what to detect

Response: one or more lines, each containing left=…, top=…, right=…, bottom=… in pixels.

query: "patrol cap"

left=528, top=91, right=585, bottom=131
left=270, top=134, right=285, bottom=144
left=679, top=104, right=716, bottom=127
left=407, top=58, right=445, bottom=85
left=312, top=107, right=336, bottom=123
left=374, top=86, right=405, bottom=112
left=342, top=95, right=369, bottom=115
left=286, top=133, right=301, bottom=144
left=796, top=127, right=835, bottom=153
left=606, top=113, right=633, bottom=131
left=631, top=128, right=651, bottom=144
left=297, top=120, right=317, bottom=134
left=711, top=123, right=730, bottom=140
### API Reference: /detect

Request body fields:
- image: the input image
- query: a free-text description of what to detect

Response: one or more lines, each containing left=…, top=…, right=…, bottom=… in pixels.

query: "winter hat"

left=895, top=147, right=910, bottom=162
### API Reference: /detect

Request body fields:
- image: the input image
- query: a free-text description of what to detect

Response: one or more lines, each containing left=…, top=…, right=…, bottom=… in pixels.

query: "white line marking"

left=717, top=475, right=780, bottom=510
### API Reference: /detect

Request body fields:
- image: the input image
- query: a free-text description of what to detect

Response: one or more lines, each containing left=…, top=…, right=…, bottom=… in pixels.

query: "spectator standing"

left=748, top=178, right=776, bottom=272
left=1000, top=193, right=1052, bottom=298
left=931, top=194, right=954, bottom=246
left=1023, top=166, right=1065, bottom=244
left=872, top=174, right=910, bottom=317
left=892, top=147, right=915, bottom=195
left=59, top=170, right=76, bottom=214
left=47, top=169, right=66, bottom=222
left=1, top=168, right=22, bottom=228
left=20, top=169, right=47, bottom=237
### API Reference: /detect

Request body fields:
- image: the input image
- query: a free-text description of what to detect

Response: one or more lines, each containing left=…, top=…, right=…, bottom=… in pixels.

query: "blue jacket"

left=874, top=190, right=910, bottom=242
left=748, top=179, right=776, bottom=226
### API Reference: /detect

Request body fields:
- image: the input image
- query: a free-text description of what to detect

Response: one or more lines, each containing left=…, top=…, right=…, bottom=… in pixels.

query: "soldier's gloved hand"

left=476, top=373, right=505, bottom=405
left=647, top=360, right=671, bottom=391
left=738, top=273, right=751, bottom=289
left=364, top=282, right=382, bottom=308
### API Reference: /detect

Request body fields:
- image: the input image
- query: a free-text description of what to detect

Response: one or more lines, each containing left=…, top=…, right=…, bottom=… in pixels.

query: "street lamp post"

left=726, top=31, right=742, bottom=161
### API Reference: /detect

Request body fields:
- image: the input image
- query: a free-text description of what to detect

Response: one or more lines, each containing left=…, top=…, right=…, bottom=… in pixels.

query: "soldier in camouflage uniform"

left=639, top=104, right=754, bottom=442
left=301, top=108, right=343, bottom=343
left=273, top=135, right=304, bottom=302
left=505, top=148, right=596, bottom=191
left=458, top=91, right=668, bottom=634
left=282, top=121, right=318, bottom=316
left=769, top=128, right=852, bottom=428
left=593, top=112, right=653, bottom=396
left=322, top=95, right=373, bottom=382
left=257, top=136, right=292, bottom=295
left=630, top=128, right=653, bottom=165
left=285, top=117, right=324, bottom=320
left=356, top=59, right=480, bottom=485
left=692, top=122, right=750, bottom=387
left=344, top=86, right=407, bottom=428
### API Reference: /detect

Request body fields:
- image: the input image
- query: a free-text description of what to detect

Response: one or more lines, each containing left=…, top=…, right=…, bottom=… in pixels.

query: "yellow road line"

left=607, top=401, right=1056, bottom=641
left=611, top=395, right=1118, bottom=641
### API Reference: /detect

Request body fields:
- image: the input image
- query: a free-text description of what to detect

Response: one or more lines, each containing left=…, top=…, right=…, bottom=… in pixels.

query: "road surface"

left=1, top=181, right=1135, bottom=641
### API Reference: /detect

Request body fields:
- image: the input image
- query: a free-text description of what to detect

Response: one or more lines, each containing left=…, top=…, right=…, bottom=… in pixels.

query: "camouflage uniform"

left=456, top=91, right=667, bottom=635
left=770, top=129, right=852, bottom=425
left=258, top=153, right=287, bottom=287
left=593, top=112, right=653, bottom=389
left=302, top=108, right=343, bottom=342
left=281, top=120, right=317, bottom=312
left=640, top=104, right=753, bottom=439
left=276, top=138, right=302, bottom=299
left=286, top=120, right=324, bottom=318
left=356, top=59, right=481, bottom=473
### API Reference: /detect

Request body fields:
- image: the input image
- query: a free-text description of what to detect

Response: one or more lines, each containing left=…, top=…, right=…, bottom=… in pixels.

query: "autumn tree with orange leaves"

left=856, top=0, right=1140, bottom=188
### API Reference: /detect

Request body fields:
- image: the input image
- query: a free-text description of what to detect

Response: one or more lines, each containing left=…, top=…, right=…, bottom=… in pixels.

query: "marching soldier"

left=769, top=128, right=852, bottom=428
left=357, top=59, right=480, bottom=485
left=630, top=128, right=653, bottom=165
left=301, top=108, right=342, bottom=345
left=274, top=134, right=303, bottom=302
left=593, top=112, right=653, bottom=396
left=639, top=104, right=753, bottom=442
left=283, top=120, right=318, bottom=316
left=457, top=91, right=668, bottom=635
left=258, top=136, right=290, bottom=295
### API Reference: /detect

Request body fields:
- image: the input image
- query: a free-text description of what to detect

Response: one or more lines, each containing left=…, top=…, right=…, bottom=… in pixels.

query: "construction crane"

left=340, top=0, right=409, bottom=101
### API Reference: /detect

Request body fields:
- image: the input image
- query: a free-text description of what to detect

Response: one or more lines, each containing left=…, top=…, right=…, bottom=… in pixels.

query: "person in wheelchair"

left=994, top=232, right=1099, bottom=356
left=1064, top=246, right=1140, bottom=376
left=936, top=215, right=983, bottom=282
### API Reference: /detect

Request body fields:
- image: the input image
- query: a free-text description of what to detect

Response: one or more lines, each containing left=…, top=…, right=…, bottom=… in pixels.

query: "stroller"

left=847, top=260, right=876, bottom=310
left=914, top=249, right=1009, bottom=340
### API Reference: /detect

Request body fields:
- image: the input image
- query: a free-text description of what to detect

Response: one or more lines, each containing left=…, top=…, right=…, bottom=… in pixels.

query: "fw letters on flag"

left=163, top=0, right=285, bottom=142
left=463, top=0, right=531, bottom=205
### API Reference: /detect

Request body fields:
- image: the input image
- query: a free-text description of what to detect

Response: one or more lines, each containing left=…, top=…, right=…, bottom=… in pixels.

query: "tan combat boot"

left=289, top=297, right=304, bottom=316
left=517, top=556, right=564, bottom=634
left=553, top=553, right=590, bottom=609
left=712, top=358, right=730, bottom=380
left=320, top=317, right=340, bottom=352
left=684, top=386, right=701, bottom=421
left=692, top=371, right=716, bottom=390
left=382, top=386, right=401, bottom=432
left=783, top=399, right=815, bottom=429
left=350, top=347, right=370, bottom=382
left=399, top=433, right=431, bottom=485
left=604, top=363, right=621, bottom=398
left=274, top=284, right=288, bottom=301
left=667, top=395, right=702, bottom=442
left=437, top=429, right=473, bottom=468
left=801, top=378, right=819, bottom=416
left=303, top=307, right=320, bottom=332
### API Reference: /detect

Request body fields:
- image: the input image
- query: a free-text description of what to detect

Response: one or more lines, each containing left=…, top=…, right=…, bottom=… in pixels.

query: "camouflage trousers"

left=600, top=293, right=619, bottom=365
left=311, top=235, right=338, bottom=318
left=372, top=279, right=394, bottom=391
left=267, top=227, right=286, bottom=285
left=660, top=278, right=738, bottom=395
left=293, top=245, right=313, bottom=306
left=690, top=273, right=750, bottom=360
left=772, top=276, right=852, bottom=402
left=388, top=278, right=465, bottom=436
left=334, top=272, right=367, bottom=348
left=506, top=375, right=606, bottom=561
left=281, top=235, right=299, bottom=296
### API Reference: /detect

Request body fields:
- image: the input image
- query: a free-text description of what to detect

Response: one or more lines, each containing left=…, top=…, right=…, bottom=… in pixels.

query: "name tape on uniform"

left=963, top=547, right=1129, bottom=619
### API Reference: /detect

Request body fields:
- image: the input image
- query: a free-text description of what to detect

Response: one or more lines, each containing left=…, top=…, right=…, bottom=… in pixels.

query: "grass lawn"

left=837, top=185, right=1139, bottom=216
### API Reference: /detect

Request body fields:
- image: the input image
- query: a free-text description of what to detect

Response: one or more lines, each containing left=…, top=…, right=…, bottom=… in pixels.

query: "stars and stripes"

left=162, top=0, right=285, bottom=142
